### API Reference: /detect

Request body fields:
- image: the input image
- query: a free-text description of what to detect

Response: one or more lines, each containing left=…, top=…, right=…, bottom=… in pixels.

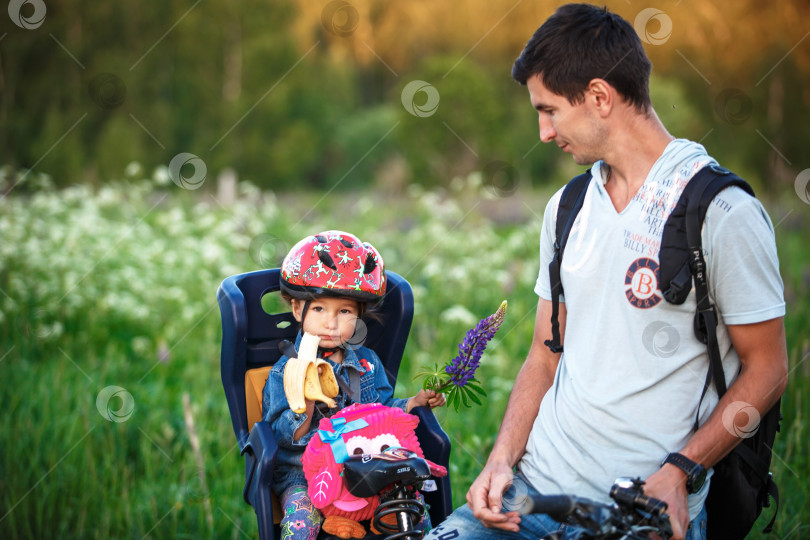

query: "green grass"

left=1, top=174, right=808, bottom=538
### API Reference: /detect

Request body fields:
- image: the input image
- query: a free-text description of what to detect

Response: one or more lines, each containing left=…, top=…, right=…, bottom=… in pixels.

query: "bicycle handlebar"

left=608, top=483, right=668, bottom=516
left=515, top=493, right=576, bottom=521
left=516, top=478, right=673, bottom=540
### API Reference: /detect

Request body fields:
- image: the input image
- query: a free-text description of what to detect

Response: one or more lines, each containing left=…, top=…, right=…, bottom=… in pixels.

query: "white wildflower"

left=440, top=304, right=477, bottom=327
left=153, top=166, right=171, bottom=186
left=125, top=161, right=143, bottom=178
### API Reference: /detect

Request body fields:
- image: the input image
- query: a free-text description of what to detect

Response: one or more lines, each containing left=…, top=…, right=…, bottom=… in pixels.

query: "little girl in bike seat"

left=262, top=230, right=445, bottom=540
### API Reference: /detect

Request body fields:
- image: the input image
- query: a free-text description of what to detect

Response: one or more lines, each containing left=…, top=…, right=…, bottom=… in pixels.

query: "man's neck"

left=602, top=108, right=674, bottom=212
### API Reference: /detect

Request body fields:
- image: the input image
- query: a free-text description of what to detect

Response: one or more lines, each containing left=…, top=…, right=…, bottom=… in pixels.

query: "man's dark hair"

left=512, top=3, right=652, bottom=112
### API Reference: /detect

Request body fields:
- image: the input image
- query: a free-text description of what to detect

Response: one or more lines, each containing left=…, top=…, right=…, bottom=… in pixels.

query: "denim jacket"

left=262, top=331, right=408, bottom=495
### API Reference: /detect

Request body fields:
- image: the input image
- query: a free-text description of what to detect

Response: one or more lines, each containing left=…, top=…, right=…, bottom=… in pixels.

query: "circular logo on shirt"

left=624, top=257, right=662, bottom=308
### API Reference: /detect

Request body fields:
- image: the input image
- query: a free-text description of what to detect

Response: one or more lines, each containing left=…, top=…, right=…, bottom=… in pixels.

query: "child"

left=262, top=230, right=445, bottom=540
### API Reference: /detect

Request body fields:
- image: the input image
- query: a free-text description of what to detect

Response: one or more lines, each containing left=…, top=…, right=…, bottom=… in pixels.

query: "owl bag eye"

left=370, top=434, right=401, bottom=454
left=344, top=435, right=373, bottom=456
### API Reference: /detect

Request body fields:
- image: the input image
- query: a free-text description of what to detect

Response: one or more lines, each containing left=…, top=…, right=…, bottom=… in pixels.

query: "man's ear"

left=290, top=299, right=304, bottom=322
left=587, top=78, right=613, bottom=117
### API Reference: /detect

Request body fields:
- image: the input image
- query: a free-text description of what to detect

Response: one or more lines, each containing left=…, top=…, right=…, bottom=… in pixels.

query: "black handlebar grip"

left=610, top=485, right=668, bottom=515
left=516, top=493, right=576, bottom=520
left=635, top=493, right=668, bottom=515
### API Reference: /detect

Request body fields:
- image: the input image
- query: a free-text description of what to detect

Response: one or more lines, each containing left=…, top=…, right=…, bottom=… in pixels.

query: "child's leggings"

left=279, top=486, right=434, bottom=538
left=280, top=487, right=322, bottom=540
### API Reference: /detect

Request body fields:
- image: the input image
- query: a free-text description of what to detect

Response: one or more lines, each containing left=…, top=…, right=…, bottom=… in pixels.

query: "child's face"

left=291, top=296, right=361, bottom=350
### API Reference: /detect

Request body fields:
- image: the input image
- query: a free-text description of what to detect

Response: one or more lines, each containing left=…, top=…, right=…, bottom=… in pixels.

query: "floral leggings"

left=280, top=487, right=322, bottom=540
left=279, top=486, right=433, bottom=539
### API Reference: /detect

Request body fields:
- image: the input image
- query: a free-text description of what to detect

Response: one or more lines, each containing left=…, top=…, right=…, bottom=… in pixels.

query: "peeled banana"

left=316, top=358, right=340, bottom=397
left=284, top=332, right=340, bottom=413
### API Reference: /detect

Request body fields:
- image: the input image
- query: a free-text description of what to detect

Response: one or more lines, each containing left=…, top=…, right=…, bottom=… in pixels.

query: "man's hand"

left=643, top=464, right=690, bottom=540
left=406, top=389, right=446, bottom=412
left=465, top=461, right=522, bottom=531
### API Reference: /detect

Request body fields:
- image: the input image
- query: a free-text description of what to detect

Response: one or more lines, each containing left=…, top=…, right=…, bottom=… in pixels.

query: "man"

left=425, top=4, right=787, bottom=540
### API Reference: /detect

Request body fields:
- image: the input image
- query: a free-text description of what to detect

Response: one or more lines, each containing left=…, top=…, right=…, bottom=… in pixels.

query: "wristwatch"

left=662, top=452, right=707, bottom=494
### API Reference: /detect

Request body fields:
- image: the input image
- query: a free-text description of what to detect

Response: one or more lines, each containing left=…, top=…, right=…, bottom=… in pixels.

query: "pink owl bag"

left=302, top=402, right=447, bottom=522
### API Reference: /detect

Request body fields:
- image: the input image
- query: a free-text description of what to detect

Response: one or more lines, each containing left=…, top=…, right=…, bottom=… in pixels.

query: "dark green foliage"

left=4, top=1, right=807, bottom=195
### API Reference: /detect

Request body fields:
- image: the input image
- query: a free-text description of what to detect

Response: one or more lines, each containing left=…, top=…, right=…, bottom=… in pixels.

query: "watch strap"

left=663, top=452, right=704, bottom=493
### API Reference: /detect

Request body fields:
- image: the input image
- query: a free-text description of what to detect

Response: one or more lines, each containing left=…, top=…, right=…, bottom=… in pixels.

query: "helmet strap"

left=317, top=347, right=341, bottom=359
left=300, top=299, right=312, bottom=324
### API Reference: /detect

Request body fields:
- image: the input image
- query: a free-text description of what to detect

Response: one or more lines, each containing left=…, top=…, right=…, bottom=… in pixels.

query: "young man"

left=425, top=4, right=787, bottom=540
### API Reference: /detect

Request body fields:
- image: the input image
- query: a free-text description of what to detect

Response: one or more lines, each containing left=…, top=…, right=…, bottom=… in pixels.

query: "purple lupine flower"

left=444, top=300, right=507, bottom=387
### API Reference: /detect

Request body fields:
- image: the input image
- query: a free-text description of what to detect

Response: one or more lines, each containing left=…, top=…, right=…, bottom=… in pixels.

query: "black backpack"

left=546, top=164, right=781, bottom=538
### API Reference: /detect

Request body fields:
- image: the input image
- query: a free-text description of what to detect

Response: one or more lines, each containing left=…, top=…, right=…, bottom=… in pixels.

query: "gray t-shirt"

left=522, top=139, right=785, bottom=519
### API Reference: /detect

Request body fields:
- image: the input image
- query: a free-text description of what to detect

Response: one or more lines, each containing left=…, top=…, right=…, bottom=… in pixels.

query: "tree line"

left=1, top=0, right=807, bottom=195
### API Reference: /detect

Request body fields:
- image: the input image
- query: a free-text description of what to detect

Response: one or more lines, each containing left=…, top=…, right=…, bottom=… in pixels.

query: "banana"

left=283, top=333, right=339, bottom=413
left=316, top=359, right=340, bottom=398
left=283, top=357, right=311, bottom=413
left=298, top=332, right=320, bottom=363
left=304, top=361, right=337, bottom=409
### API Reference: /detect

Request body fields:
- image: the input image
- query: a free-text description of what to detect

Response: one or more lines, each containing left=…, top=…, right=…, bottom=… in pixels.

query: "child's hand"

left=406, top=390, right=446, bottom=413
left=292, top=399, right=316, bottom=442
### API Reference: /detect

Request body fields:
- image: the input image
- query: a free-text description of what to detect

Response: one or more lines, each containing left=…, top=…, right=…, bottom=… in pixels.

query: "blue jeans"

left=424, top=502, right=707, bottom=540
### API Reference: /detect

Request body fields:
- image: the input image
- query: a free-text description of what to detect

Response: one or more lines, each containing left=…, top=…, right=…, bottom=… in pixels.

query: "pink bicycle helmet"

left=280, top=231, right=386, bottom=303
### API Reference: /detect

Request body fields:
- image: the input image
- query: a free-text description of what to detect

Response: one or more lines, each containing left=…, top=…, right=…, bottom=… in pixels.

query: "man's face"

left=526, top=75, right=606, bottom=165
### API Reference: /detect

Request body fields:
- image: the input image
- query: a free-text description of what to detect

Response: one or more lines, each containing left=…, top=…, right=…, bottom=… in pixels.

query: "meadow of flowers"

left=1, top=165, right=808, bottom=538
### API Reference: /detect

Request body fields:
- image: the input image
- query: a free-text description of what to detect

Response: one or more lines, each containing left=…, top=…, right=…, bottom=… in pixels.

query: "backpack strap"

left=761, top=473, right=779, bottom=533
left=668, top=165, right=754, bottom=428
left=545, top=170, right=592, bottom=353
left=679, top=167, right=783, bottom=533
left=660, top=164, right=755, bottom=307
